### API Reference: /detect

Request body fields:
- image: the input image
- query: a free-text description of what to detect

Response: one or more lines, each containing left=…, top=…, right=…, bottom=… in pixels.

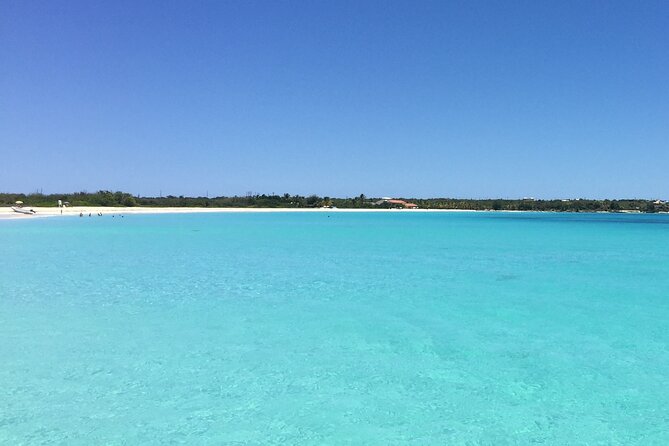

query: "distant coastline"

left=4, top=206, right=668, bottom=221
left=1, top=191, right=667, bottom=214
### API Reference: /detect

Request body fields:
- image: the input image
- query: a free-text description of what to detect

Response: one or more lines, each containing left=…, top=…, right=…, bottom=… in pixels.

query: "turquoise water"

left=1, top=212, right=668, bottom=445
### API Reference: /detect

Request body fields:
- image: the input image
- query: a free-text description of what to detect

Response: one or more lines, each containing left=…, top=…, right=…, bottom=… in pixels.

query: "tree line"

left=1, top=191, right=667, bottom=213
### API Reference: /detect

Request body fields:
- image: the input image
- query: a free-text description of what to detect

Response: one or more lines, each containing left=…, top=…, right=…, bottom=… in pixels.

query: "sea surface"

left=1, top=211, right=668, bottom=445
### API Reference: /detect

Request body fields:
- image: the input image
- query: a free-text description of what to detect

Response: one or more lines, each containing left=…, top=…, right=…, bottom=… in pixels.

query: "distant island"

left=1, top=191, right=667, bottom=213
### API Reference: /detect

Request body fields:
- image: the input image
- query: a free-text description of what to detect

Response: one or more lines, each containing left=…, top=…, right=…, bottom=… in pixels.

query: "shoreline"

left=1, top=206, right=480, bottom=219
left=2, top=206, right=666, bottom=220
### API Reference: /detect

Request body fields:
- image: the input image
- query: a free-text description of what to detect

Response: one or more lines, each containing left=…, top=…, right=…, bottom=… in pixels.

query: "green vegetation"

left=1, top=191, right=139, bottom=207
left=1, top=191, right=667, bottom=213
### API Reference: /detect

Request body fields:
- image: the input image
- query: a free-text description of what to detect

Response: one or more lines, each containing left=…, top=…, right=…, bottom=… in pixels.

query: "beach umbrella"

left=15, top=201, right=23, bottom=204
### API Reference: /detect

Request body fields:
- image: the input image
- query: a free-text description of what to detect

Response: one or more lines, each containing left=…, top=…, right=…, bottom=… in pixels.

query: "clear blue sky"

left=1, top=0, right=667, bottom=199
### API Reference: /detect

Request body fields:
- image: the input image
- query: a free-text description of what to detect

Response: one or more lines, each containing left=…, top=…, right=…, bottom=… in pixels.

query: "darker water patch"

left=487, top=213, right=669, bottom=226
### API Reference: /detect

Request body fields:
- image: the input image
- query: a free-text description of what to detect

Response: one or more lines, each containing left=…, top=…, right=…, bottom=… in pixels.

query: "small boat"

left=12, top=206, right=36, bottom=214
left=11, top=201, right=36, bottom=214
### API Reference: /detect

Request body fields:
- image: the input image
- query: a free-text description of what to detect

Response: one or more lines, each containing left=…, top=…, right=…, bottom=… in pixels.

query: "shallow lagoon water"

left=1, top=212, right=668, bottom=445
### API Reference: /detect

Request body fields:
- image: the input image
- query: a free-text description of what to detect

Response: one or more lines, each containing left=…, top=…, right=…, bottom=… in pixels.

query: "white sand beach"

left=1, top=206, right=474, bottom=219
